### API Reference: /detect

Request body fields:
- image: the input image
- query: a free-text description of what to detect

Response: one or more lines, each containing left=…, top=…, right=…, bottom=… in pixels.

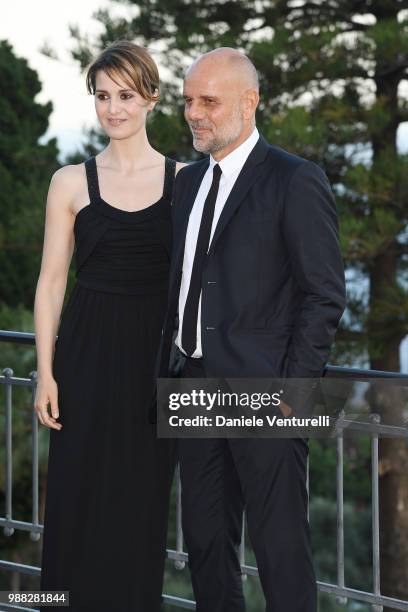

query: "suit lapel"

left=208, top=135, right=269, bottom=256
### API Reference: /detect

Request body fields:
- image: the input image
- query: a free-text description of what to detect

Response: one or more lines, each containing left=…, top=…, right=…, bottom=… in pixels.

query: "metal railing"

left=1, top=330, right=408, bottom=611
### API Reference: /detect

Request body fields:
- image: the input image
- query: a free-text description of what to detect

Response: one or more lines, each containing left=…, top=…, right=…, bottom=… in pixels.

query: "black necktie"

left=181, top=164, right=222, bottom=356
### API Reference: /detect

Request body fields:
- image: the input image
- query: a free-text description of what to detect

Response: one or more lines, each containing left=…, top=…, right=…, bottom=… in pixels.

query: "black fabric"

left=40, top=157, right=177, bottom=611
left=179, top=357, right=317, bottom=612
left=75, top=158, right=174, bottom=288
left=84, top=156, right=100, bottom=201
left=163, top=157, right=177, bottom=201
left=181, top=164, right=222, bottom=356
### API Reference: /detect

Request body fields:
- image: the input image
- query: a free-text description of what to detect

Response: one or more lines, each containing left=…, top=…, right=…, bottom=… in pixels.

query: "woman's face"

left=94, top=70, right=155, bottom=140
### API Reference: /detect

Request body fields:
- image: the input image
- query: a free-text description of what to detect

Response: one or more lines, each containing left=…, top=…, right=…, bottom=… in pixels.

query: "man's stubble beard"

left=191, top=110, right=244, bottom=155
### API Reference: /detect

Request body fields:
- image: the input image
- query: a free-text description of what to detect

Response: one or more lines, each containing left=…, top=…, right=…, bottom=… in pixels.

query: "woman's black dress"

left=39, top=157, right=177, bottom=611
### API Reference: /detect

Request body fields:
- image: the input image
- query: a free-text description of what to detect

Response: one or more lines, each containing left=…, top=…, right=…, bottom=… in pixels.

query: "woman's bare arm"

left=33, top=165, right=81, bottom=429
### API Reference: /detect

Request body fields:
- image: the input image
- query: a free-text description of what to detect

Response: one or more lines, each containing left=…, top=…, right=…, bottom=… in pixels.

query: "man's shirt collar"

left=209, top=127, right=259, bottom=178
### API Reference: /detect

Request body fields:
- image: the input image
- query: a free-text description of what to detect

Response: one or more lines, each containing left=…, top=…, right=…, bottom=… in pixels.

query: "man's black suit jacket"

left=159, top=134, right=346, bottom=384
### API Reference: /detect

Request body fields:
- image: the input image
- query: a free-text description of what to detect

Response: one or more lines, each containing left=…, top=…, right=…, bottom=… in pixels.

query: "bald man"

left=159, top=48, right=346, bottom=612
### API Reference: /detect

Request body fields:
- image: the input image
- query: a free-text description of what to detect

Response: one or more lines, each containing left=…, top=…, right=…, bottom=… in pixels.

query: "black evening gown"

left=39, top=157, right=177, bottom=611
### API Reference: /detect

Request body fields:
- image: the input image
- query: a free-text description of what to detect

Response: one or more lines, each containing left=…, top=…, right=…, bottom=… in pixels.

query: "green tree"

left=0, top=40, right=59, bottom=310
left=0, top=42, right=59, bottom=589
left=68, top=1, right=408, bottom=605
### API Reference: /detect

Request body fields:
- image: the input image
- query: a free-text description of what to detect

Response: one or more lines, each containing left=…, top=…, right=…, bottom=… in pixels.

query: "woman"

left=34, top=40, right=183, bottom=611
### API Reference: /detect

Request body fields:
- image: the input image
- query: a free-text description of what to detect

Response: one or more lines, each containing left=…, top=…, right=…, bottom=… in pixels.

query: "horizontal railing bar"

left=325, top=364, right=408, bottom=380
left=0, top=603, right=38, bottom=611
left=0, top=377, right=33, bottom=388
left=167, top=550, right=189, bottom=564
left=0, top=331, right=36, bottom=346
left=0, top=560, right=40, bottom=577
left=335, top=418, right=408, bottom=437
left=2, top=328, right=408, bottom=380
left=163, top=594, right=196, bottom=609
left=318, top=582, right=408, bottom=610
left=0, top=519, right=42, bottom=534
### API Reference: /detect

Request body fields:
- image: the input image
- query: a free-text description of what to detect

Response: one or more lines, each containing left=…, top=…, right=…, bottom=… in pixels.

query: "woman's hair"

left=86, top=40, right=160, bottom=102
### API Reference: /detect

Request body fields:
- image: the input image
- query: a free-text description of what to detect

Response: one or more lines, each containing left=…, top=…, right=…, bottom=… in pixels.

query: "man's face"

left=183, top=61, right=245, bottom=155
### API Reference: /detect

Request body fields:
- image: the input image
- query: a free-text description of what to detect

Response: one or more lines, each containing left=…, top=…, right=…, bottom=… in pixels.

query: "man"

left=160, top=48, right=346, bottom=612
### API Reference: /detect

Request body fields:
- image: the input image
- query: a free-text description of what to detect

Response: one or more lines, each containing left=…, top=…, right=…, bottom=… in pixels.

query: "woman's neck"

left=99, top=128, right=162, bottom=174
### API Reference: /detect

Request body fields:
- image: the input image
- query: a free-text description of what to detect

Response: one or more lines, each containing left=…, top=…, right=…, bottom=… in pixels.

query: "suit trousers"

left=178, top=355, right=317, bottom=612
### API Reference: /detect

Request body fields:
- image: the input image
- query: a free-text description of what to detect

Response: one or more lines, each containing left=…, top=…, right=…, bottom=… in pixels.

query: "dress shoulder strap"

left=163, top=157, right=177, bottom=202
left=84, top=157, right=100, bottom=204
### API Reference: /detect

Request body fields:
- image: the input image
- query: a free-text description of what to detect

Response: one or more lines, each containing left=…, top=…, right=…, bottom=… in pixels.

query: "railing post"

left=3, top=367, right=14, bottom=537
left=29, top=371, right=41, bottom=542
left=336, top=410, right=347, bottom=606
left=370, top=412, right=383, bottom=612
left=239, top=512, right=247, bottom=581
left=174, top=463, right=185, bottom=570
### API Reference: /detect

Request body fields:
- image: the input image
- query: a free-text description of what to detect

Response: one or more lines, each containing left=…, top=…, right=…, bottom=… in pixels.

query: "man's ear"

left=242, top=88, right=259, bottom=120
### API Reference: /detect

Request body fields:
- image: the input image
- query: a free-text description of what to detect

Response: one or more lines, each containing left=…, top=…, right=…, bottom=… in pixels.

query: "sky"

left=1, top=0, right=408, bottom=369
left=0, top=0, right=123, bottom=155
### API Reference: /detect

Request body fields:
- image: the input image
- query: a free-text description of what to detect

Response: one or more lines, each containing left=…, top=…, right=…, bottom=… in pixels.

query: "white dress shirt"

left=176, top=127, right=260, bottom=358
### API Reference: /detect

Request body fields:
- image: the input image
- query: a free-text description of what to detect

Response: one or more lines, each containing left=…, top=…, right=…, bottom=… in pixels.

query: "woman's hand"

left=34, top=375, right=62, bottom=430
